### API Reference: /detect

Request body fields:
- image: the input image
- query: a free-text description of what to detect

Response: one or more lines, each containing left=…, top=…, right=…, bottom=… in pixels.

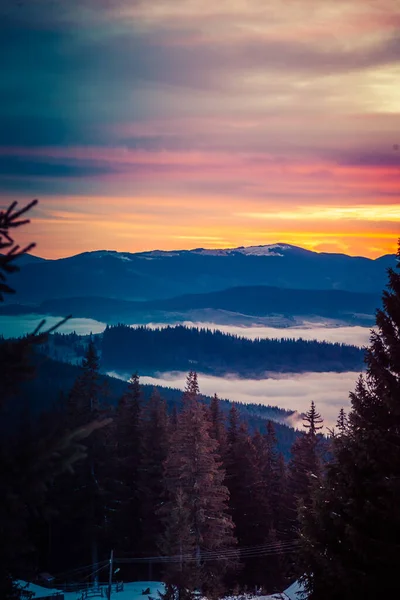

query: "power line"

left=81, top=563, right=110, bottom=582
left=53, top=560, right=109, bottom=580
left=114, top=540, right=300, bottom=564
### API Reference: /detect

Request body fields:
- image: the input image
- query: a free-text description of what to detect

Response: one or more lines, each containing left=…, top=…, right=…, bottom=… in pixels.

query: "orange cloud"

left=3, top=191, right=397, bottom=260
left=2, top=0, right=399, bottom=261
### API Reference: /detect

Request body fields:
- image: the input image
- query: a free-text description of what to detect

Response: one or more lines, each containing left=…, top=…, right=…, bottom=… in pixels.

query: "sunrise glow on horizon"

left=1, top=0, right=399, bottom=259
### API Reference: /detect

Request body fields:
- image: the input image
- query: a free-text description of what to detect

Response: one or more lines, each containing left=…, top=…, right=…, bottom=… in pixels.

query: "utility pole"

left=107, top=549, right=114, bottom=600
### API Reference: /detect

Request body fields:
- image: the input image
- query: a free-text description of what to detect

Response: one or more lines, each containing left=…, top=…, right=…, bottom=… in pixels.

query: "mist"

left=135, top=370, right=361, bottom=431
left=133, top=321, right=373, bottom=347
left=0, top=315, right=106, bottom=338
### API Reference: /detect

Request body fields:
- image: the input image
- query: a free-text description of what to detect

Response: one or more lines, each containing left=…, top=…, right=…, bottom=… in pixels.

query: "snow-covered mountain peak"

left=191, top=244, right=297, bottom=257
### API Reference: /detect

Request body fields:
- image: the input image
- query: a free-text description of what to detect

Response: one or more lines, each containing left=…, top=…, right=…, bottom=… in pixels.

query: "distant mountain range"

left=1, top=284, right=382, bottom=327
left=5, top=244, right=396, bottom=309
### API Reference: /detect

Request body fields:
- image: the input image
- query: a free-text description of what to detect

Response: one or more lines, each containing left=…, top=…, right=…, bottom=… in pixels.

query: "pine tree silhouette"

left=51, top=340, right=111, bottom=581
left=160, top=372, right=237, bottom=598
left=299, top=241, right=400, bottom=599
left=0, top=201, right=111, bottom=596
left=208, top=393, right=227, bottom=454
left=139, top=388, right=170, bottom=557
left=109, top=373, right=143, bottom=555
left=289, top=401, right=324, bottom=512
left=336, top=407, right=348, bottom=435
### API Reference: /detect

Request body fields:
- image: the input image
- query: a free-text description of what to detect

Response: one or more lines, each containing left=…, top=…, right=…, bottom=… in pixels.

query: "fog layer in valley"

left=0, top=315, right=106, bottom=338
left=1, top=315, right=365, bottom=430
left=0, top=315, right=373, bottom=347
left=137, top=371, right=360, bottom=431
left=138, top=321, right=373, bottom=347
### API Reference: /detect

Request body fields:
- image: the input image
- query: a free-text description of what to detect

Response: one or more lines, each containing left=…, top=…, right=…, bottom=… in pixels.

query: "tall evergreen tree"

left=158, top=487, right=196, bottom=600
left=139, top=388, right=170, bottom=557
left=51, top=341, right=108, bottom=578
left=254, top=421, right=292, bottom=543
left=288, top=401, right=323, bottom=512
left=336, top=407, right=348, bottom=435
left=257, top=422, right=293, bottom=591
left=276, top=452, right=291, bottom=537
left=183, top=370, right=200, bottom=400
left=160, top=373, right=237, bottom=598
left=287, top=402, right=324, bottom=582
left=299, top=243, right=400, bottom=599
left=226, top=404, right=240, bottom=448
left=66, top=339, right=103, bottom=423
left=0, top=200, right=110, bottom=596
left=170, top=404, right=178, bottom=430
left=209, top=393, right=227, bottom=455
left=225, top=414, right=266, bottom=587
left=111, top=373, right=143, bottom=554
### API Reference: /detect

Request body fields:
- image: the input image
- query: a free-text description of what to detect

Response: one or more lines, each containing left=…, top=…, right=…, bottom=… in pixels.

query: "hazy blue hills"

left=0, top=284, right=382, bottom=326
left=5, top=243, right=396, bottom=305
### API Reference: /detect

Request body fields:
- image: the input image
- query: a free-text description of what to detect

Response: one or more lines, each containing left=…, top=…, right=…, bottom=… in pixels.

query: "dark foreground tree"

left=299, top=241, right=400, bottom=600
left=288, top=401, right=324, bottom=524
left=109, top=373, right=144, bottom=555
left=50, top=340, right=111, bottom=578
left=139, top=388, right=170, bottom=557
left=225, top=414, right=264, bottom=588
left=0, top=201, right=111, bottom=597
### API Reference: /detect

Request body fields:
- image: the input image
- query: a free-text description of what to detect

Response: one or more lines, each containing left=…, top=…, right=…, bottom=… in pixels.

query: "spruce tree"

left=287, top=402, right=324, bottom=583
left=66, top=338, right=103, bottom=424
left=0, top=201, right=111, bottom=596
left=336, top=408, right=348, bottom=435
left=289, top=401, right=323, bottom=511
left=276, top=452, right=291, bottom=538
left=158, top=487, right=196, bottom=600
left=258, top=421, right=281, bottom=528
left=209, top=393, right=227, bottom=455
left=299, top=243, right=400, bottom=599
left=226, top=404, right=240, bottom=448
left=112, top=373, right=143, bottom=554
left=257, top=422, right=293, bottom=590
left=52, top=341, right=108, bottom=578
left=139, top=388, right=170, bottom=557
left=225, top=414, right=266, bottom=587
left=160, top=373, right=237, bottom=598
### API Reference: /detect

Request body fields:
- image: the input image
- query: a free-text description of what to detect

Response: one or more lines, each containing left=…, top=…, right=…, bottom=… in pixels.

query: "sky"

left=1, top=0, right=399, bottom=259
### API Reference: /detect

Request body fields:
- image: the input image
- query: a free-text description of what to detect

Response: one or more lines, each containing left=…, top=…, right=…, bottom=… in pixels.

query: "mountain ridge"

left=5, top=243, right=396, bottom=305
left=20, top=242, right=395, bottom=262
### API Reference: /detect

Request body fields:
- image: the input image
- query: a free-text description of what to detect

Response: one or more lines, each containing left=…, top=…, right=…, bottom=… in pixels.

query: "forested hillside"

left=100, top=324, right=366, bottom=376
left=1, top=348, right=298, bottom=458
left=4, top=345, right=322, bottom=595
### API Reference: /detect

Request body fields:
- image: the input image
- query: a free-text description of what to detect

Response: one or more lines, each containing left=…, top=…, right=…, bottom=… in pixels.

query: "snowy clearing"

left=15, top=580, right=307, bottom=600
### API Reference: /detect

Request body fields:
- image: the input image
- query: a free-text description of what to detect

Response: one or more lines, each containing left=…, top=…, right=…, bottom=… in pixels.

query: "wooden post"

left=107, top=549, right=114, bottom=600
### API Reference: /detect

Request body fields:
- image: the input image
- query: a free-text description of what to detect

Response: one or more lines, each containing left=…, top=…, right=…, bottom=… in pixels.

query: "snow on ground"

left=191, top=245, right=290, bottom=257
left=15, top=580, right=62, bottom=598
left=62, top=581, right=165, bottom=600
left=15, top=580, right=164, bottom=600
left=15, top=579, right=306, bottom=600
left=281, top=579, right=307, bottom=599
